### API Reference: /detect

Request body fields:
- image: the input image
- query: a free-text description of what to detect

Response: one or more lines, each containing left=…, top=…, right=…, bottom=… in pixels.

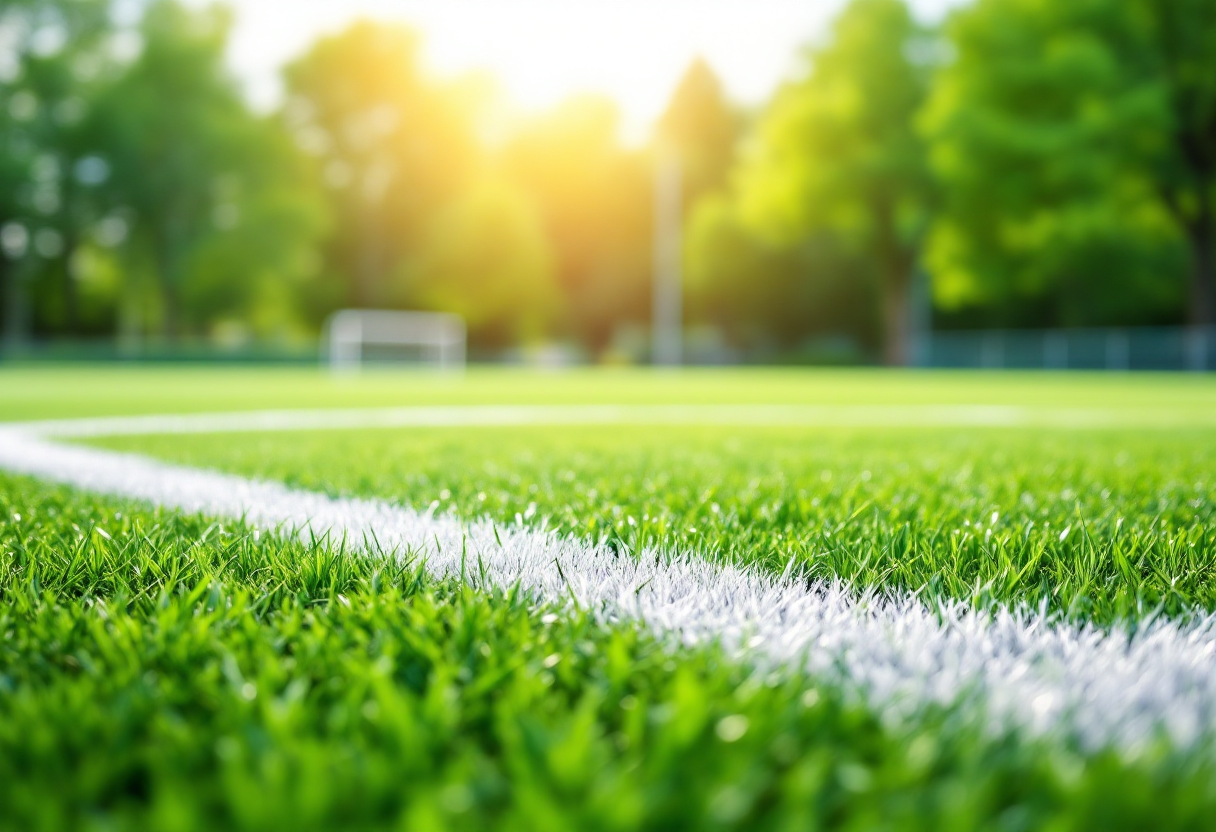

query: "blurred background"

left=1, top=0, right=1213, bottom=369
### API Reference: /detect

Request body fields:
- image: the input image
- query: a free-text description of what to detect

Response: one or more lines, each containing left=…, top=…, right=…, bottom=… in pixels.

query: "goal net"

left=323, top=309, right=466, bottom=371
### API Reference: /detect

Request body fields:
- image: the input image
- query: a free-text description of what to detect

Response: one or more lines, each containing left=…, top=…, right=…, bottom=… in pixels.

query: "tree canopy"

left=3, top=0, right=1213, bottom=362
left=921, top=0, right=1201, bottom=327
left=733, top=0, right=935, bottom=363
left=503, top=95, right=651, bottom=350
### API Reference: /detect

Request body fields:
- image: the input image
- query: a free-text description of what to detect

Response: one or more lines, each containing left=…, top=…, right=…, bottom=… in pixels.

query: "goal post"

left=323, top=309, right=467, bottom=371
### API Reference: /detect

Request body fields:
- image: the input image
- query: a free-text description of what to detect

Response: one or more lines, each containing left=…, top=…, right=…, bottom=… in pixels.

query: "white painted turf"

left=15, top=401, right=1216, bottom=439
left=11, top=404, right=1029, bottom=438
left=2, top=411, right=1216, bottom=758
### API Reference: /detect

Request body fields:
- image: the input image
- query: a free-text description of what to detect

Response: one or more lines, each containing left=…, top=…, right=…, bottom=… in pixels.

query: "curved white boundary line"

left=2, top=420, right=1216, bottom=757
left=8, top=402, right=1209, bottom=438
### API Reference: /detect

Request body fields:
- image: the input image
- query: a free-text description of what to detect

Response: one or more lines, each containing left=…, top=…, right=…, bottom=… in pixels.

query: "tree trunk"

left=1186, top=199, right=1216, bottom=327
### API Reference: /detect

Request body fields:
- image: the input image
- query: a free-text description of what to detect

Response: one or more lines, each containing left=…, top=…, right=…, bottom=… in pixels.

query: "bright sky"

left=179, top=0, right=964, bottom=142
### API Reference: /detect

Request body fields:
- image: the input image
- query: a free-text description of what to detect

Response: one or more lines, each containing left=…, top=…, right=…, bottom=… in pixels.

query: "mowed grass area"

left=96, top=424, right=1216, bottom=625
left=3, top=364, right=1216, bottom=420
left=5, top=366, right=1216, bottom=829
left=4, top=474, right=1216, bottom=832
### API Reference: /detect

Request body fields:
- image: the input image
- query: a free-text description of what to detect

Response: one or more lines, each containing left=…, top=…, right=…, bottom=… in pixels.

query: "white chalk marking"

left=1, top=416, right=1214, bottom=758
left=7, top=402, right=1203, bottom=439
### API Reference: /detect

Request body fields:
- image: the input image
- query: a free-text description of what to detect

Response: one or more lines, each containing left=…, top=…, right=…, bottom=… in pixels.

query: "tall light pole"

left=652, top=142, right=683, bottom=367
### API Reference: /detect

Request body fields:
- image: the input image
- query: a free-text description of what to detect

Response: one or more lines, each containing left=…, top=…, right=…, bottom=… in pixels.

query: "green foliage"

left=921, top=0, right=1194, bottom=326
left=4, top=0, right=1215, bottom=356
left=96, top=1, right=327, bottom=341
left=175, top=121, right=329, bottom=342
left=0, top=0, right=117, bottom=338
left=503, top=95, right=652, bottom=350
left=282, top=22, right=485, bottom=311
left=404, top=180, right=557, bottom=347
left=4, top=475, right=1216, bottom=830
left=742, top=0, right=932, bottom=247
left=735, top=0, right=935, bottom=363
left=687, top=195, right=878, bottom=354
left=657, top=59, right=739, bottom=207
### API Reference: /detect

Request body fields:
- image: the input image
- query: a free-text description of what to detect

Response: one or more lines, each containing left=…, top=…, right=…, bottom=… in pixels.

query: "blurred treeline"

left=1, top=0, right=1214, bottom=363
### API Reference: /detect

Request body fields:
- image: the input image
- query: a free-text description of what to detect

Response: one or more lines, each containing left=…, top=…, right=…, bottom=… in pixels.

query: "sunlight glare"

left=184, top=0, right=961, bottom=142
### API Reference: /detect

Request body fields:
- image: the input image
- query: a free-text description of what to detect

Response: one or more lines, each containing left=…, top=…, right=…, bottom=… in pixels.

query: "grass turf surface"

left=93, top=423, right=1216, bottom=626
left=5, top=367, right=1216, bottom=829
left=4, top=473, right=1216, bottom=832
left=3, top=365, right=1216, bottom=421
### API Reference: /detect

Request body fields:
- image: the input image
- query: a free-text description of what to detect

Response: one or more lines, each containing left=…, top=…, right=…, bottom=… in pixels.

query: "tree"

left=282, top=22, right=483, bottom=311
left=173, top=122, right=330, bottom=340
left=98, top=1, right=326, bottom=341
left=1147, top=0, right=1216, bottom=326
left=502, top=95, right=651, bottom=351
left=403, top=180, right=556, bottom=348
left=0, top=0, right=113, bottom=344
left=686, top=194, right=878, bottom=356
left=921, top=0, right=1201, bottom=328
left=656, top=58, right=738, bottom=209
left=738, top=0, right=935, bottom=364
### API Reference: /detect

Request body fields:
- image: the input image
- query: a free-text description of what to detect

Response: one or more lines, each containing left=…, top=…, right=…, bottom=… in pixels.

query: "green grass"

left=94, top=423, right=1216, bottom=625
left=3, top=364, right=1216, bottom=421
left=4, top=473, right=1216, bottom=832
left=7, top=366, right=1216, bottom=828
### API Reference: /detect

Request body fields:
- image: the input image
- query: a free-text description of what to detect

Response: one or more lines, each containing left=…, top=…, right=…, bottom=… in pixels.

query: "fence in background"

left=0, top=340, right=318, bottom=364
left=919, top=326, right=1216, bottom=371
left=5, top=326, right=1216, bottom=370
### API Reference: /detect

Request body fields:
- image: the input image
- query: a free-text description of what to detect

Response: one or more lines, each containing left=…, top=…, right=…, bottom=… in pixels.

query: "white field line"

left=2, top=420, right=1216, bottom=758
left=7, top=402, right=1206, bottom=438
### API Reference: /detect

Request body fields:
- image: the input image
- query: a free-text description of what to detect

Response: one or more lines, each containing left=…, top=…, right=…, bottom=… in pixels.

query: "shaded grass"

left=4, top=474, right=1216, bottom=831
left=95, top=424, right=1216, bottom=625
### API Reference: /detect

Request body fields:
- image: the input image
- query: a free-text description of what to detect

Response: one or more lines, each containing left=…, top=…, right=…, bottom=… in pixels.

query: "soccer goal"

left=323, top=309, right=466, bottom=372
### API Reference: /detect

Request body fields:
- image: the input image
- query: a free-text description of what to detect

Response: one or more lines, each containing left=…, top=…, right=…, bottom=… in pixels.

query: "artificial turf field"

left=3, top=366, right=1216, bottom=830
